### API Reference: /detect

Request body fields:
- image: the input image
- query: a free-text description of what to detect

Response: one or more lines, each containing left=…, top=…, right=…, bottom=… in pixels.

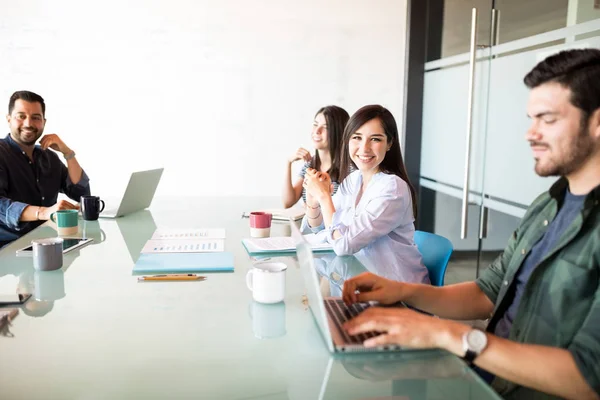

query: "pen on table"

left=137, top=274, right=207, bottom=281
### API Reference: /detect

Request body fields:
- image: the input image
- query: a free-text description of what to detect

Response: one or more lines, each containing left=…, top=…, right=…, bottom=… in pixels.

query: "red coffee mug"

left=249, top=212, right=272, bottom=237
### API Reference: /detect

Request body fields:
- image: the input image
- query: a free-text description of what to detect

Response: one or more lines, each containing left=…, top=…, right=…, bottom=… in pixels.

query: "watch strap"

left=463, top=349, right=478, bottom=363
left=64, top=151, right=76, bottom=160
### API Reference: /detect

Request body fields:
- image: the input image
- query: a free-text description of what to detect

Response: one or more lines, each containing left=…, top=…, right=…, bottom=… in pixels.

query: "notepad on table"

left=242, top=234, right=333, bottom=255
left=243, top=207, right=305, bottom=221
left=133, top=252, right=234, bottom=274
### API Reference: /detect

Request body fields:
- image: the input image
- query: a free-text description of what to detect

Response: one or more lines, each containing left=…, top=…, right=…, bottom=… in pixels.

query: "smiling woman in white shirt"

left=302, top=105, right=429, bottom=284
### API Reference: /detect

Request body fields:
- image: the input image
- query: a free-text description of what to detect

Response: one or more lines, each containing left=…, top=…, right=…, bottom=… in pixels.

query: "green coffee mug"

left=50, top=209, right=79, bottom=236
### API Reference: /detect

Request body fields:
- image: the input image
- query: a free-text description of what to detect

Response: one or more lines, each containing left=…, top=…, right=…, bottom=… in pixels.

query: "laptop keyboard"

left=324, top=299, right=379, bottom=345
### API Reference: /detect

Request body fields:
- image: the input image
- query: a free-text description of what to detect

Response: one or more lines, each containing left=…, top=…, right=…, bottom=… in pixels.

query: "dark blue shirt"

left=0, top=134, right=90, bottom=245
left=494, top=189, right=586, bottom=339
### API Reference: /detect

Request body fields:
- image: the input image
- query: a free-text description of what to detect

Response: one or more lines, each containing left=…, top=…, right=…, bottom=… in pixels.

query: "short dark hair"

left=8, top=90, right=46, bottom=117
left=311, top=105, right=350, bottom=183
left=338, top=105, right=418, bottom=219
left=524, top=49, right=600, bottom=123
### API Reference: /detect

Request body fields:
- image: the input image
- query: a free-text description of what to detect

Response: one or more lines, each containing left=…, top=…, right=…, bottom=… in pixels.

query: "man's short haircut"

left=8, top=90, right=46, bottom=117
left=524, top=48, right=600, bottom=123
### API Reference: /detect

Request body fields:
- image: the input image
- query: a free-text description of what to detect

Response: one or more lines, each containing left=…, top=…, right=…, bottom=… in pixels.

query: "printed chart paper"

left=142, top=239, right=225, bottom=254
left=151, top=229, right=226, bottom=240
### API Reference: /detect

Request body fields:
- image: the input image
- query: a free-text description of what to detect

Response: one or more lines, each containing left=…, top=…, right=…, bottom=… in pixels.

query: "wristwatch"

left=462, top=328, right=488, bottom=363
left=64, top=151, right=76, bottom=160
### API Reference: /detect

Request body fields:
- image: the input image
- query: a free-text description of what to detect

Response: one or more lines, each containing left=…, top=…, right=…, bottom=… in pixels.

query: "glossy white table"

left=0, top=197, right=501, bottom=399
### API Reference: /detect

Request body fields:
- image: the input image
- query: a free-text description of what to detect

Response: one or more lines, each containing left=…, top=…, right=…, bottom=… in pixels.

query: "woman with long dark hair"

left=302, top=105, right=429, bottom=283
left=282, top=105, right=349, bottom=208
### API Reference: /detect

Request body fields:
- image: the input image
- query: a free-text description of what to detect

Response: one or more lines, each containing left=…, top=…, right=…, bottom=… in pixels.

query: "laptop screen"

left=292, top=222, right=335, bottom=352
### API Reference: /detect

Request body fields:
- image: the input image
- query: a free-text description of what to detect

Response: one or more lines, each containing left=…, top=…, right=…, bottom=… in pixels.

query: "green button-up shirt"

left=476, top=177, right=600, bottom=400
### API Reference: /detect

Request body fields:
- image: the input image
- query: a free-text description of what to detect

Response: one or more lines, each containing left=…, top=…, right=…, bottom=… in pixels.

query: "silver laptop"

left=291, top=222, right=402, bottom=354
left=115, top=210, right=157, bottom=262
left=100, top=168, right=164, bottom=218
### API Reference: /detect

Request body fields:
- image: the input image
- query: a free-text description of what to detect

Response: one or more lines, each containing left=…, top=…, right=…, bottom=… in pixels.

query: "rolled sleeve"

left=63, top=169, right=91, bottom=202
left=0, top=199, right=28, bottom=230
left=568, top=287, right=600, bottom=394
left=329, top=188, right=406, bottom=256
left=475, top=253, right=506, bottom=305
left=475, top=227, right=520, bottom=304
left=0, top=159, right=30, bottom=230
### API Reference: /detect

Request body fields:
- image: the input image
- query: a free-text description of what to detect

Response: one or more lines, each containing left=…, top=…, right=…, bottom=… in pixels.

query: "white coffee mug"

left=246, top=262, right=287, bottom=304
left=248, top=300, right=286, bottom=339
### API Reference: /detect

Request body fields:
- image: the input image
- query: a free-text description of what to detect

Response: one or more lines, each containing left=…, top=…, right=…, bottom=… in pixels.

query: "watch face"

left=467, top=330, right=487, bottom=353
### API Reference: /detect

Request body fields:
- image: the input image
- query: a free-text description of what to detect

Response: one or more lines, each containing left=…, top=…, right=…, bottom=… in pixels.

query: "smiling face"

left=311, top=112, right=329, bottom=150
left=7, top=99, right=46, bottom=146
left=348, top=118, right=391, bottom=176
left=526, top=82, right=595, bottom=177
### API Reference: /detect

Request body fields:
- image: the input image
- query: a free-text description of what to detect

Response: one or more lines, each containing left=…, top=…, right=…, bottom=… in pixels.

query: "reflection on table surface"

left=0, top=197, right=500, bottom=399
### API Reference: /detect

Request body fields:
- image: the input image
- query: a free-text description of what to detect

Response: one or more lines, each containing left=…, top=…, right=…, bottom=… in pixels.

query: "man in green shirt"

left=341, top=48, right=600, bottom=400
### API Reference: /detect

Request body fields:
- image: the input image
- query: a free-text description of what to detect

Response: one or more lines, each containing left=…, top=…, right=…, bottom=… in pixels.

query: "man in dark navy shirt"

left=0, top=90, right=90, bottom=247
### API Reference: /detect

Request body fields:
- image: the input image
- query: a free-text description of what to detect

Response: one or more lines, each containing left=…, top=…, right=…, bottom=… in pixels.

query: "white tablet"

left=15, top=237, right=94, bottom=256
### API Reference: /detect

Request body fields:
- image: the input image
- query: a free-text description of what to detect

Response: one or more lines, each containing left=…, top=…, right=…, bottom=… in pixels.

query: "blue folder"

left=133, top=252, right=234, bottom=274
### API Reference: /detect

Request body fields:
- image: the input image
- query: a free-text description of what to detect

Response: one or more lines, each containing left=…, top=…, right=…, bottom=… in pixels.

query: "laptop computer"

left=115, top=210, right=157, bottom=263
left=291, top=222, right=402, bottom=354
left=100, top=168, right=164, bottom=218
left=316, top=351, right=474, bottom=400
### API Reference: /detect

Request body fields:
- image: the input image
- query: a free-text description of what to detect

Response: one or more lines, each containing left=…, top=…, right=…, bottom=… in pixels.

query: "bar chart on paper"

left=135, top=228, right=234, bottom=273
left=141, top=228, right=226, bottom=254
left=141, top=239, right=225, bottom=253
left=151, top=228, right=226, bottom=240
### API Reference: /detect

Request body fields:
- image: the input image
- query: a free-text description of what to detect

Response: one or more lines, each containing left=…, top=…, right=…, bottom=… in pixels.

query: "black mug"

left=80, top=196, right=105, bottom=221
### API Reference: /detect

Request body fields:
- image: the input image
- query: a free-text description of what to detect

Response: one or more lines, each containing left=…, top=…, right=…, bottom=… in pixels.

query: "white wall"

left=0, top=0, right=408, bottom=197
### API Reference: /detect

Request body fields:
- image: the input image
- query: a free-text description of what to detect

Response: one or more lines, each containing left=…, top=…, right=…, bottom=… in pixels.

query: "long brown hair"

left=338, top=105, right=418, bottom=219
left=310, top=105, right=349, bottom=183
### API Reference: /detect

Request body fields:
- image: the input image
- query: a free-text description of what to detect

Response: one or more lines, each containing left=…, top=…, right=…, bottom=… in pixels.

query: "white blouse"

left=302, top=170, right=430, bottom=284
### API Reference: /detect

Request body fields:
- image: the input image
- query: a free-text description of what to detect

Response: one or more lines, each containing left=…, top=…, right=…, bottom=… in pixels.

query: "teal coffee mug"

left=50, top=209, right=79, bottom=236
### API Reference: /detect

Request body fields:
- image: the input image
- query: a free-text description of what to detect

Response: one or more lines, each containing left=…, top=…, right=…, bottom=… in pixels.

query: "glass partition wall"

left=419, top=0, right=600, bottom=276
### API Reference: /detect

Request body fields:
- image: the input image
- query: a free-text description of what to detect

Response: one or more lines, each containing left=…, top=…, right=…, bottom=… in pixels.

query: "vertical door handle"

left=479, top=205, right=488, bottom=239
left=461, top=7, right=478, bottom=239
left=477, top=9, right=497, bottom=241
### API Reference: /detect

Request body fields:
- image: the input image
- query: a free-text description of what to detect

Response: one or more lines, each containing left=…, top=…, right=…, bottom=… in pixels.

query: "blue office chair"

left=414, top=230, right=453, bottom=286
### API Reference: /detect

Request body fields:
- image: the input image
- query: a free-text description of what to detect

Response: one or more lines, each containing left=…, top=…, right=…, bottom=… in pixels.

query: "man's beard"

left=16, top=128, right=41, bottom=146
left=533, top=123, right=595, bottom=177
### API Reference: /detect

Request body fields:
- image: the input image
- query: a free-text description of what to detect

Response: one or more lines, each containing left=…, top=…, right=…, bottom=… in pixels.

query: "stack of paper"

left=134, top=228, right=234, bottom=273
left=151, top=228, right=226, bottom=240
left=141, top=228, right=226, bottom=254
left=242, top=233, right=333, bottom=255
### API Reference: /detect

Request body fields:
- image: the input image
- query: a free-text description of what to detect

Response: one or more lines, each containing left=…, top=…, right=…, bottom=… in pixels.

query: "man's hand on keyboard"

left=342, top=272, right=405, bottom=306
left=342, top=306, right=464, bottom=350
